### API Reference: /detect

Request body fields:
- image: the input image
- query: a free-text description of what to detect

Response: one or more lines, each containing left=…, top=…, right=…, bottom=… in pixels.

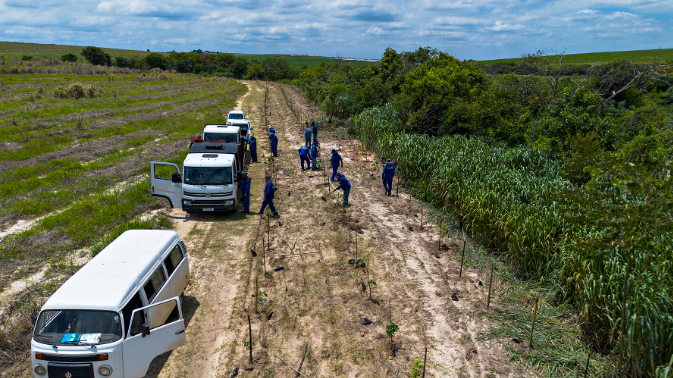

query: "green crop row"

left=349, top=104, right=673, bottom=376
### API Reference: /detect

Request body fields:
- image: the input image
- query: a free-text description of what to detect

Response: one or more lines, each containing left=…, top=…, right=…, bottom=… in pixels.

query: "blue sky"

left=0, top=0, right=671, bottom=60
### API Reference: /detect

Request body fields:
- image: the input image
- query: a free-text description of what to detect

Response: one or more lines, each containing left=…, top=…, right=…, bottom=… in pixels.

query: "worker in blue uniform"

left=382, top=159, right=395, bottom=196
left=298, top=146, right=311, bottom=171
left=304, top=127, right=312, bottom=147
left=269, top=131, right=278, bottom=157
left=245, top=135, right=257, bottom=162
left=334, top=172, right=351, bottom=206
left=258, top=175, right=278, bottom=217
left=240, top=171, right=251, bottom=213
left=311, top=142, right=319, bottom=170
left=330, top=149, right=342, bottom=181
left=312, top=121, right=318, bottom=143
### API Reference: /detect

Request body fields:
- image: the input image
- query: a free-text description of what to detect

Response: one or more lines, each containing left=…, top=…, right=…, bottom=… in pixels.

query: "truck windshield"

left=228, top=113, right=244, bottom=119
left=184, top=166, right=232, bottom=185
left=204, top=132, right=238, bottom=143
left=33, top=310, right=122, bottom=346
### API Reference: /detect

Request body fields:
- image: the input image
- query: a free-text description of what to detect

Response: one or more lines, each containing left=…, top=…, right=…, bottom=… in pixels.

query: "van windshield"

left=203, top=132, right=238, bottom=143
left=228, top=113, right=244, bottom=119
left=33, top=310, right=122, bottom=346
left=184, top=166, right=232, bottom=185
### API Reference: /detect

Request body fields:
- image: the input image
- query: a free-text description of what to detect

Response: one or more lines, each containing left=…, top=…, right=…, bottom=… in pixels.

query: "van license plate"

left=203, top=207, right=214, bottom=211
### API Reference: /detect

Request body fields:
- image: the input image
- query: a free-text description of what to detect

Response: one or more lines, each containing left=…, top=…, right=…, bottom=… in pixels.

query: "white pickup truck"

left=151, top=142, right=243, bottom=212
left=226, top=111, right=252, bottom=139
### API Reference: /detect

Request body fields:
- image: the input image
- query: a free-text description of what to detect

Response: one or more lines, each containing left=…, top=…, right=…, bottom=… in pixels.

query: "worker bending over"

left=298, top=146, right=311, bottom=171
left=334, top=172, right=351, bottom=207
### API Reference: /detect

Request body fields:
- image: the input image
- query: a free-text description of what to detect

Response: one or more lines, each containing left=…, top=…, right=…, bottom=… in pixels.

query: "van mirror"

left=140, top=324, right=150, bottom=337
left=31, top=314, right=37, bottom=325
left=171, top=173, right=181, bottom=183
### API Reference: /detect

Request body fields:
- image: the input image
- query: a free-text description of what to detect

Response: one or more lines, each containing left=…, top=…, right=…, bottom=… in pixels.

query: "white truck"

left=226, top=110, right=252, bottom=139
left=151, top=142, right=243, bottom=212
left=30, top=230, right=189, bottom=378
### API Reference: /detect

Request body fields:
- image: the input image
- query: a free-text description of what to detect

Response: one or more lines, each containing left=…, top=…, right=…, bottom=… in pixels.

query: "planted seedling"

left=252, top=291, right=268, bottom=305
left=367, top=279, right=377, bottom=300
left=386, top=322, right=399, bottom=343
left=357, top=259, right=366, bottom=268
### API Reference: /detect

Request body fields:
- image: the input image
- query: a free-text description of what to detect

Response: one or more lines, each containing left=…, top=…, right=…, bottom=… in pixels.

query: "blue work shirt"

left=335, top=176, right=351, bottom=191
left=312, top=124, right=317, bottom=136
left=270, top=133, right=278, bottom=145
left=240, top=177, right=251, bottom=196
left=382, top=164, right=395, bottom=180
left=331, top=153, right=342, bottom=168
left=311, top=144, right=318, bottom=157
left=299, top=147, right=310, bottom=158
left=304, top=128, right=311, bottom=139
left=264, top=180, right=275, bottom=200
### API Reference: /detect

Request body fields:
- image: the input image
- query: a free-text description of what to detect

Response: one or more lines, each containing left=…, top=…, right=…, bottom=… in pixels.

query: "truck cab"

left=151, top=143, right=242, bottom=212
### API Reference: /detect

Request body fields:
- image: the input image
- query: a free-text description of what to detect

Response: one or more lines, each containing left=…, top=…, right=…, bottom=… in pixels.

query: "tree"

left=81, top=46, right=111, bottom=66
left=144, top=53, right=167, bottom=70
left=60, top=53, right=78, bottom=62
left=246, top=62, right=264, bottom=80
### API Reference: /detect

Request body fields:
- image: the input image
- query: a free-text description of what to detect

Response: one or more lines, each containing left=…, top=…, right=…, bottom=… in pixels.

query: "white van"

left=30, top=230, right=190, bottom=378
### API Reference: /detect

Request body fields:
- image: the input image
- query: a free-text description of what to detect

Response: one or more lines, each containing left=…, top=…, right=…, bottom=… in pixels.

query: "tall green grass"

left=349, top=104, right=673, bottom=376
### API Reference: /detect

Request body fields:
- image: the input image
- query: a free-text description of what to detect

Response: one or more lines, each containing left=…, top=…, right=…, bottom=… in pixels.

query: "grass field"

left=479, top=48, right=673, bottom=65
left=238, top=54, right=378, bottom=67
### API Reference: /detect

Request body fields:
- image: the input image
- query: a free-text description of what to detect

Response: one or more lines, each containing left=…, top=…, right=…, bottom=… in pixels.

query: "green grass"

left=0, top=41, right=152, bottom=60
left=236, top=54, right=377, bottom=67
left=479, top=48, right=673, bottom=65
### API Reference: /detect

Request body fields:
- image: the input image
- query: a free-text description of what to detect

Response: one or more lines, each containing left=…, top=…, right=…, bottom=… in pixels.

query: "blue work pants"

left=342, top=189, right=350, bottom=206
left=300, top=156, right=310, bottom=170
left=259, top=199, right=277, bottom=215
left=305, top=137, right=311, bottom=147
left=383, top=179, right=393, bottom=195
left=250, top=147, right=257, bottom=162
left=331, top=167, right=338, bottom=181
left=311, top=156, right=317, bottom=170
left=271, top=143, right=278, bottom=157
left=243, top=195, right=250, bottom=213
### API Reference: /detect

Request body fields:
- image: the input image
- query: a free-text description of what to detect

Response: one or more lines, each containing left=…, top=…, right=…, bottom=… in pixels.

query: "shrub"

left=61, top=53, right=78, bottom=62
left=21, top=55, right=33, bottom=61
left=53, top=83, right=96, bottom=99
left=81, top=46, right=111, bottom=66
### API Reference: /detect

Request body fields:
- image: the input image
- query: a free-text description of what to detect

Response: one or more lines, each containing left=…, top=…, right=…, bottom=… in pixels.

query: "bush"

left=61, top=53, right=78, bottom=62
left=144, top=53, right=167, bottom=70
left=81, top=46, right=111, bottom=66
left=53, top=83, right=96, bottom=99
left=21, top=55, right=33, bottom=61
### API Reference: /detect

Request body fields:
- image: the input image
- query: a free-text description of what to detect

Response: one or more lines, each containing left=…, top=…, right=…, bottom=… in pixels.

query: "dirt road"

left=145, top=81, right=532, bottom=377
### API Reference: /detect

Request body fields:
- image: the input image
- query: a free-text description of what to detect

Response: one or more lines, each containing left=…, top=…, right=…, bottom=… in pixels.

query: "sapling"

left=251, top=291, right=268, bottom=305
left=386, top=322, right=399, bottom=343
left=367, top=279, right=376, bottom=300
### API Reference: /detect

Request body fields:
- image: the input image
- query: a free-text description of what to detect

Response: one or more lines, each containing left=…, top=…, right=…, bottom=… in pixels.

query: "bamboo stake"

left=262, top=236, right=266, bottom=275
left=296, top=344, right=308, bottom=378
left=529, top=296, right=539, bottom=348
left=486, top=264, right=494, bottom=310
left=248, top=315, right=253, bottom=363
left=254, top=273, right=259, bottom=313
left=459, top=240, right=466, bottom=277
left=422, top=347, right=427, bottom=378
left=584, top=353, right=591, bottom=378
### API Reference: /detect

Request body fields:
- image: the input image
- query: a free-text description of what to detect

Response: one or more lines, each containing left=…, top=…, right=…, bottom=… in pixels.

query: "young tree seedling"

left=529, top=296, right=539, bottom=349
left=386, top=322, right=399, bottom=343
left=367, top=279, right=376, bottom=300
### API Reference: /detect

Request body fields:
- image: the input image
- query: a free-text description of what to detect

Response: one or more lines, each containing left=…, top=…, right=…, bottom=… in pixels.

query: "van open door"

left=123, top=297, right=187, bottom=378
left=151, top=162, right=182, bottom=208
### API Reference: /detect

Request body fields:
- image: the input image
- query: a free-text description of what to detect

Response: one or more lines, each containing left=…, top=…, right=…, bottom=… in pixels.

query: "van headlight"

left=225, top=200, right=233, bottom=205
left=34, top=364, right=47, bottom=375
left=183, top=200, right=192, bottom=205
left=98, top=365, right=113, bottom=376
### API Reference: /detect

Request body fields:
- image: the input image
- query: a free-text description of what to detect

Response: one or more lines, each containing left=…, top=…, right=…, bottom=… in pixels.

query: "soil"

left=0, top=81, right=533, bottom=377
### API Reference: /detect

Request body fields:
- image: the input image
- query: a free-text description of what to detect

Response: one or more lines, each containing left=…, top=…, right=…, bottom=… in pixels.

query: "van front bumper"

left=182, top=199, right=236, bottom=212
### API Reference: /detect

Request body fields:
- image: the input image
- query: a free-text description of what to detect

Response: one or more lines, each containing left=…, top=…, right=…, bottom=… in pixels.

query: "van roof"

left=42, top=230, right=181, bottom=312
left=204, top=124, right=240, bottom=133
left=184, top=152, right=234, bottom=167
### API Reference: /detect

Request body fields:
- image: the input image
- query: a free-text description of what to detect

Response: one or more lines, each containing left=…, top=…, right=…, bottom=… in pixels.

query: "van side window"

left=121, top=292, right=144, bottom=337
left=143, top=267, right=167, bottom=302
left=164, top=245, right=184, bottom=276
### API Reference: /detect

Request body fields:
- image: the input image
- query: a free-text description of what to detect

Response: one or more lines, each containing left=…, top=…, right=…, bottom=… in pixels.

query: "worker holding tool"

left=245, top=135, right=257, bottom=162
left=312, top=121, right=318, bottom=143
left=334, top=172, right=351, bottom=206
left=258, top=175, right=279, bottom=217
left=298, top=146, right=311, bottom=171
left=330, top=149, right=342, bottom=181
left=240, top=171, right=251, bottom=213
left=304, top=126, right=312, bottom=147
left=269, top=130, right=278, bottom=157
left=382, top=159, right=395, bottom=196
left=311, top=141, right=319, bottom=170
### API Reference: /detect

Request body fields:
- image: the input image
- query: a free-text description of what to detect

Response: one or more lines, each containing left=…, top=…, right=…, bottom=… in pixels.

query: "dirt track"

left=143, top=81, right=533, bottom=377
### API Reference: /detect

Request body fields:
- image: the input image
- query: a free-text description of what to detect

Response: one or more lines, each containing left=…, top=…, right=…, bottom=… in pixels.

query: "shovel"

left=321, top=189, right=337, bottom=202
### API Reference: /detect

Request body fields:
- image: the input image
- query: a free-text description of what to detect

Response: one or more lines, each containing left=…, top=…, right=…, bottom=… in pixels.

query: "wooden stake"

left=486, top=264, right=494, bottom=310
left=248, top=315, right=253, bottom=363
left=267, top=215, right=270, bottom=250
left=422, top=347, right=427, bottom=378
left=529, top=296, right=539, bottom=348
left=584, top=352, right=591, bottom=378
left=296, top=343, right=308, bottom=377
left=254, top=273, right=259, bottom=313
left=459, top=240, right=466, bottom=277
left=262, top=236, right=266, bottom=275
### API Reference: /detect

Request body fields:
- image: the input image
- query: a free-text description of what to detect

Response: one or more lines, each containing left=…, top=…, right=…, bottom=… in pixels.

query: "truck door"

left=123, top=297, right=187, bottom=378
left=151, top=162, right=182, bottom=208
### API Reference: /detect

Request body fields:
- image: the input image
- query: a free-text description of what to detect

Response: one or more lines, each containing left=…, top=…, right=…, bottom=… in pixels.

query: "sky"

left=0, top=0, right=671, bottom=60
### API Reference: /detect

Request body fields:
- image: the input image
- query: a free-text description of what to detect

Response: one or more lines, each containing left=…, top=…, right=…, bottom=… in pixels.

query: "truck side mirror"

left=171, top=173, right=181, bottom=183
left=31, top=314, right=37, bottom=325
left=140, top=324, right=150, bottom=337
